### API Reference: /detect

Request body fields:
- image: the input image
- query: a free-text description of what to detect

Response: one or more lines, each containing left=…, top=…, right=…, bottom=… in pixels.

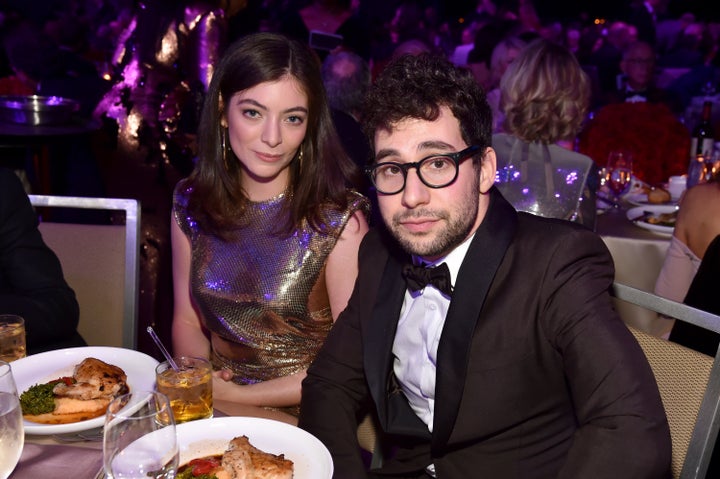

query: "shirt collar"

left=412, top=232, right=476, bottom=286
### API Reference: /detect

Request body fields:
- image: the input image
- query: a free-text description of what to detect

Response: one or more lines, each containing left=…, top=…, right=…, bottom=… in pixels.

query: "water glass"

left=667, top=175, right=687, bottom=200
left=103, top=391, right=178, bottom=479
left=0, top=315, right=26, bottom=362
left=155, top=356, right=213, bottom=423
left=687, top=155, right=709, bottom=189
left=0, top=361, right=24, bottom=479
left=606, top=151, right=634, bottom=200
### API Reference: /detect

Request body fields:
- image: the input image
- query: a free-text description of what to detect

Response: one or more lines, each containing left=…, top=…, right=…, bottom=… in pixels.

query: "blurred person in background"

left=466, top=18, right=520, bottom=91
left=603, top=40, right=682, bottom=114
left=321, top=50, right=373, bottom=193
left=654, top=179, right=720, bottom=343
left=658, top=22, right=709, bottom=68
left=624, top=0, right=662, bottom=46
left=0, top=168, right=86, bottom=355
left=494, top=38, right=597, bottom=229
left=322, top=50, right=369, bottom=123
left=485, top=35, right=526, bottom=133
left=586, top=21, right=635, bottom=99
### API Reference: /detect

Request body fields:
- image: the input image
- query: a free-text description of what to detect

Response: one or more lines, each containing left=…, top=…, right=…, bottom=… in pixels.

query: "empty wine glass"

left=103, top=391, right=178, bottom=479
left=0, top=361, right=24, bottom=479
left=606, top=151, right=634, bottom=201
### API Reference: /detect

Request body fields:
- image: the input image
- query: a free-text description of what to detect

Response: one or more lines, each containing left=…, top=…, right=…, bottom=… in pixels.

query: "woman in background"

left=654, top=180, right=720, bottom=342
left=171, top=33, right=369, bottom=422
left=485, top=35, right=526, bottom=133
left=493, top=38, right=596, bottom=229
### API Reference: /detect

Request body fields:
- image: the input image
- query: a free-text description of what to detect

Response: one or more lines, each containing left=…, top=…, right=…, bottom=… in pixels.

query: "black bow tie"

left=402, top=262, right=453, bottom=296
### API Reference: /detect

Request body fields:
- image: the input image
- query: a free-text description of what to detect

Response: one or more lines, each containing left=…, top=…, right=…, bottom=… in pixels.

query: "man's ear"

left=479, top=147, right=497, bottom=194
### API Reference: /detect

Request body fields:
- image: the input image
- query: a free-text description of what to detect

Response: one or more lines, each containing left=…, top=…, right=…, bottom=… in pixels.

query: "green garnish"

left=176, top=470, right=216, bottom=479
left=19, top=381, right=60, bottom=415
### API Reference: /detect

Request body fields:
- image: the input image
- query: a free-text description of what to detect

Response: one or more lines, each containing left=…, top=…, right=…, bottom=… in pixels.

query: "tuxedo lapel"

left=432, top=189, right=518, bottom=450
left=364, top=239, right=432, bottom=439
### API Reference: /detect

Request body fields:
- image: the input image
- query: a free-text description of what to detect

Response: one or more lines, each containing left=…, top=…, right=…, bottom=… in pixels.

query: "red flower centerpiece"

left=578, top=102, right=690, bottom=185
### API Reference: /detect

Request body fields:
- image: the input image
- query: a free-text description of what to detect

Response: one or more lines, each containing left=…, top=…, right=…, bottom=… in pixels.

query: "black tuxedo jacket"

left=300, top=189, right=671, bottom=478
left=0, top=168, right=84, bottom=353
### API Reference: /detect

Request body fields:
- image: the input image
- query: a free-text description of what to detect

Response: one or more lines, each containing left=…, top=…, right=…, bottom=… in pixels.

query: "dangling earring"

left=297, top=147, right=304, bottom=171
left=221, top=127, right=229, bottom=170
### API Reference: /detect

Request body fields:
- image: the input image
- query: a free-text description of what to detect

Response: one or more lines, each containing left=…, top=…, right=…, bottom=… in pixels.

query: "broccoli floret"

left=19, top=382, right=57, bottom=415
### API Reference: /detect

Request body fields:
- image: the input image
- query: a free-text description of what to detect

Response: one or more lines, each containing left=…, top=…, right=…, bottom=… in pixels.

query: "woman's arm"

left=213, top=369, right=306, bottom=407
left=325, top=209, right=369, bottom=320
left=170, top=217, right=210, bottom=358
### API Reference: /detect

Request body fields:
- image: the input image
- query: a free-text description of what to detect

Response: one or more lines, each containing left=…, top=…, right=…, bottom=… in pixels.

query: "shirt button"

left=428, top=303, right=437, bottom=311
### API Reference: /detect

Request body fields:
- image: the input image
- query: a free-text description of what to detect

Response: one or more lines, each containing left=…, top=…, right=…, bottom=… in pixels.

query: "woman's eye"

left=286, top=115, right=305, bottom=125
left=242, top=109, right=261, bottom=119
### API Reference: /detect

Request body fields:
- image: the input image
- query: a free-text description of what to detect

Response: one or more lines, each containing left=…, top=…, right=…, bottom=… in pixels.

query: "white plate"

left=12, top=346, right=158, bottom=435
left=625, top=193, right=677, bottom=207
left=626, top=205, right=678, bottom=236
left=176, top=417, right=333, bottom=479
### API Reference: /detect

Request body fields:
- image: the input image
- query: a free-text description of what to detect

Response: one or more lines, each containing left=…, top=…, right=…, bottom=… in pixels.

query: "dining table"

left=595, top=203, right=673, bottom=336
left=11, top=400, right=298, bottom=479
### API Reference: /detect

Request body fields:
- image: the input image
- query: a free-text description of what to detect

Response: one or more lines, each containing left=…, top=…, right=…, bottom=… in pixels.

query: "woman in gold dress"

left=171, top=33, right=369, bottom=421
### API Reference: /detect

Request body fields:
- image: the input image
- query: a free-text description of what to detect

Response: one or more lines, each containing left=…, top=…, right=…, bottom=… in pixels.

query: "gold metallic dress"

left=174, top=182, right=368, bottom=393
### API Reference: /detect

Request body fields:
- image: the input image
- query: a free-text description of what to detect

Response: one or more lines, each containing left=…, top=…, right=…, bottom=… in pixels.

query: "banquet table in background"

left=596, top=206, right=672, bottom=336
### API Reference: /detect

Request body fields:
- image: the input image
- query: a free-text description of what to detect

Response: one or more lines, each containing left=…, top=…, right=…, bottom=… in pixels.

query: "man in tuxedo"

left=298, top=53, right=671, bottom=478
left=604, top=40, right=681, bottom=114
left=0, top=168, right=85, bottom=354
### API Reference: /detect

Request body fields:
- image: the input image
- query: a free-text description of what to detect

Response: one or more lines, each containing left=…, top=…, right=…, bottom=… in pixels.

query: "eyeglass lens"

left=372, top=155, right=458, bottom=193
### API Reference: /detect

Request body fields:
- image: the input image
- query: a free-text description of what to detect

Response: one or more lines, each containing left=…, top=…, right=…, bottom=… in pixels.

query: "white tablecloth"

left=596, top=208, right=672, bottom=335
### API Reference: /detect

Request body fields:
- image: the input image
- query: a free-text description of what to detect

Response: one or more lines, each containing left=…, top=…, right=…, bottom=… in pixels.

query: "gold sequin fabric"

left=173, top=182, right=369, bottom=385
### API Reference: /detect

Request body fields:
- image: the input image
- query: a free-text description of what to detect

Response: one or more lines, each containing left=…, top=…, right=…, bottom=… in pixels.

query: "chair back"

left=357, top=413, right=383, bottom=469
left=612, top=282, right=720, bottom=479
left=493, top=133, right=596, bottom=228
left=28, top=195, right=141, bottom=349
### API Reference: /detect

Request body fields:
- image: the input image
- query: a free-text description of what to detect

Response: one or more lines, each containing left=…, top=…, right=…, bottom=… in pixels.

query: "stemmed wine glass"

left=103, top=391, right=178, bottom=479
left=606, top=151, right=634, bottom=201
left=0, top=360, right=24, bottom=479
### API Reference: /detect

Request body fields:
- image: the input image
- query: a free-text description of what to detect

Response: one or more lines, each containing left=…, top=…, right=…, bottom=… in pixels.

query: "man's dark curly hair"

left=362, top=53, right=492, bottom=155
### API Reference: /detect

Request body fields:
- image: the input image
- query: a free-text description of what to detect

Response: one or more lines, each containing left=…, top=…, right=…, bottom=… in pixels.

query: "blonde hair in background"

left=500, top=38, right=590, bottom=144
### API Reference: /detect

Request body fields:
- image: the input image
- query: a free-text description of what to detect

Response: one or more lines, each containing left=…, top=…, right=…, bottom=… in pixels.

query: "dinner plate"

left=626, top=204, right=678, bottom=236
left=625, top=192, right=677, bottom=207
left=176, top=416, right=333, bottom=478
left=12, top=346, right=158, bottom=435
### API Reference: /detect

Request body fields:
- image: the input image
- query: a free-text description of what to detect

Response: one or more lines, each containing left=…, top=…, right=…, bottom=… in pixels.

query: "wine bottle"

left=690, top=101, right=714, bottom=158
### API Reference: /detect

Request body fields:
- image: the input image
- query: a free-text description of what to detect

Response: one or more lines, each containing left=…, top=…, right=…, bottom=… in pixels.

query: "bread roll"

left=647, top=187, right=671, bottom=204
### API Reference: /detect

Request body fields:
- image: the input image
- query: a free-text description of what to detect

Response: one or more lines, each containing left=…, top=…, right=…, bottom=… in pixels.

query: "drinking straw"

left=146, top=326, right=179, bottom=371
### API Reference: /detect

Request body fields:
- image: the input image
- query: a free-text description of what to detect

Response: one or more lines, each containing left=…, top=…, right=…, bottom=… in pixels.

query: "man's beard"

left=387, top=175, right=480, bottom=259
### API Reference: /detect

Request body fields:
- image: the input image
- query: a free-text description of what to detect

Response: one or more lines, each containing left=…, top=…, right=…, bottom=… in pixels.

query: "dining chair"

left=611, top=282, right=720, bottom=479
left=28, top=194, right=141, bottom=349
left=357, top=412, right=383, bottom=469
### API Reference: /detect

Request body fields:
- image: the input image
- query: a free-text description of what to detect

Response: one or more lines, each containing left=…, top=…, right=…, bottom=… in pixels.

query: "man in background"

left=322, top=50, right=373, bottom=172
left=0, top=168, right=85, bottom=354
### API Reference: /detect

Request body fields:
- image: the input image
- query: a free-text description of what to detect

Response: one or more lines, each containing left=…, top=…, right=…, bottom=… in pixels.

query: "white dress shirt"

left=392, top=233, right=475, bottom=433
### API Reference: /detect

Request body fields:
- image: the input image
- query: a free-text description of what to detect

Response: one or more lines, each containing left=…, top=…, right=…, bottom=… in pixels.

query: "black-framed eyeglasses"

left=364, top=145, right=481, bottom=195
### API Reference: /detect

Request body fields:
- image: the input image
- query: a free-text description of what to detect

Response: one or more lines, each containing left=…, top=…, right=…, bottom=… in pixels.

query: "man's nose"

left=401, top=168, right=430, bottom=208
